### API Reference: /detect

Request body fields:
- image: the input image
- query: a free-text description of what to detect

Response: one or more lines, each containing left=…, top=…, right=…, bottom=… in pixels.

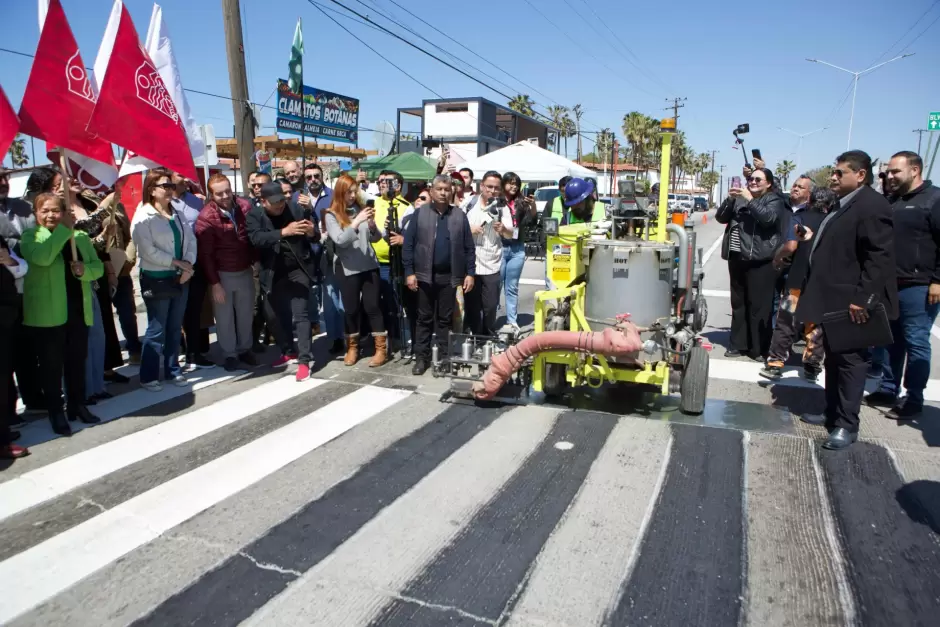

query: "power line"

left=871, top=0, right=938, bottom=63
left=518, top=0, right=661, bottom=99
left=899, top=9, right=940, bottom=52
left=566, top=0, right=674, bottom=96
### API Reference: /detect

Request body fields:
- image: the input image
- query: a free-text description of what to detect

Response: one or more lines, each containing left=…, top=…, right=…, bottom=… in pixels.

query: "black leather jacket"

left=716, top=191, right=788, bottom=262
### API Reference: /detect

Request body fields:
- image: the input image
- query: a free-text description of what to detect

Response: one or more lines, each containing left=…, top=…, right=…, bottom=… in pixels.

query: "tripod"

left=386, top=198, right=410, bottom=360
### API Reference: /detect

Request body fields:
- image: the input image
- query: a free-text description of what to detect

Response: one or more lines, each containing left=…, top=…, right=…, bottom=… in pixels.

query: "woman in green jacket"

left=20, top=193, right=104, bottom=437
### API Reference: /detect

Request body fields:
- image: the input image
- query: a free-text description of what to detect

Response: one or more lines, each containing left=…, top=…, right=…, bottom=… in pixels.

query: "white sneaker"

left=141, top=381, right=163, bottom=392
left=171, top=375, right=189, bottom=387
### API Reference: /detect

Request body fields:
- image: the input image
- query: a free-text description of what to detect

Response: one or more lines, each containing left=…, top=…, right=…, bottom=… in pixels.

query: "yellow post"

left=656, top=118, right=677, bottom=242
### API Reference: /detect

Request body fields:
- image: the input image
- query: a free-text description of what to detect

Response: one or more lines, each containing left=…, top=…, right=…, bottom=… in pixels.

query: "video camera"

left=733, top=123, right=752, bottom=168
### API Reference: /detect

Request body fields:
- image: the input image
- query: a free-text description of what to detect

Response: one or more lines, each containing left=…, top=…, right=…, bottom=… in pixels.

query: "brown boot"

left=344, top=334, right=359, bottom=366
left=370, top=332, right=388, bottom=367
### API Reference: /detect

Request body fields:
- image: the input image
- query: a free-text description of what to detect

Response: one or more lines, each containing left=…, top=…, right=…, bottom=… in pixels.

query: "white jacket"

left=466, top=196, right=513, bottom=276
left=131, top=202, right=197, bottom=273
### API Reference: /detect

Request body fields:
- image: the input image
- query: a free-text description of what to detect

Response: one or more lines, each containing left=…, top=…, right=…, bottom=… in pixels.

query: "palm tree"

left=508, top=94, right=535, bottom=117
left=775, top=159, right=796, bottom=188
left=595, top=128, right=615, bottom=165
left=560, top=115, right=576, bottom=158
left=546, top=105, right=568, bottom=154
left=571, top=104, right=584, bottom=161
left=622, top=112, right=661, bottom=178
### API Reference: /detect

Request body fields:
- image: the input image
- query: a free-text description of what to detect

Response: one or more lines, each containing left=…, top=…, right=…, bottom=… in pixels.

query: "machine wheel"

left=679, top=345, right=709, bottom=415
left=543, top=313, right=569, bottom=398
left=693, top=293, right=708, bottom=332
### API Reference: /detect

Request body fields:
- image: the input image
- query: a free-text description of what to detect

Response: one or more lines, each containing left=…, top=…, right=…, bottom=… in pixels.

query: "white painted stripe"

left=708, top=357, right=940, bottom=402
left=0, top=385, right=411, bottom=625
left=519, top=277, right=546, bottom=286
left=16, top=368, right=238, bottom=446
left=932, top=325, right=940, bottom=341
left=702, top=289, right=731, bottom=298
left=810, top=446, right=858, bottom=625
left=702, top=233, right=723, bottom=265
left=0, top=377, right=327, bottom=523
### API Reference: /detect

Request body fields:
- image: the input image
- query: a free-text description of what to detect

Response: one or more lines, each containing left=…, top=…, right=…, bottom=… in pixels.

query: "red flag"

left=118, top=172, right=143, bottom=222
left=0, top=85, right=19, bottom=158
left=87, top=2, right=197, bottom=181
left=17, top=0, right=115, bottom=166
left=47, top=145, right=115, bottom=197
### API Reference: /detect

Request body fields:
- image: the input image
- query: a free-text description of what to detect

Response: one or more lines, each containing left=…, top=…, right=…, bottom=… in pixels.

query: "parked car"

left=534, top=186, right=561, bottom=217
left=693, top=197, right=708, bottom=212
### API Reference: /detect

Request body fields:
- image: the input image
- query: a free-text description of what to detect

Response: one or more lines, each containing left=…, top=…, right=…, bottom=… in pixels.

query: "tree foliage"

left=775, top=160, right=796, bottom=188
left=805, top=165, right=833, bottom=189
left=7, top=134, right=28, bottom=167
left=508, top=94, right=535, bottom=117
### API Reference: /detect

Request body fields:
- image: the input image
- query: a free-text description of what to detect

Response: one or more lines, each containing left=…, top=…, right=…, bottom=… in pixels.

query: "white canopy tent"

left=456, top=141, right=595, bottom=182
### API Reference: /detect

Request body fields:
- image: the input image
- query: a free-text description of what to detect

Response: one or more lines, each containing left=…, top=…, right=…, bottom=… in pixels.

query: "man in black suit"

left=796, top=150, right=897, bottom=450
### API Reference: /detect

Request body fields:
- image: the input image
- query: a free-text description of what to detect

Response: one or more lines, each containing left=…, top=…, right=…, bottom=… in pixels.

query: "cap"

left=260, top=182, right=286, bottom=204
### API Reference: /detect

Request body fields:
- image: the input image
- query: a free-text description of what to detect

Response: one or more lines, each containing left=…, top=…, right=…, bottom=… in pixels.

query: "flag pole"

left=57, top=148, right=78, bottom=259
left=299, top=17, right=305, bottom=173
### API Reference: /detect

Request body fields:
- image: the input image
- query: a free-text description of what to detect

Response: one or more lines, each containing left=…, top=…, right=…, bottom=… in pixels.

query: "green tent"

left=332, top=152, right=437, bottom=181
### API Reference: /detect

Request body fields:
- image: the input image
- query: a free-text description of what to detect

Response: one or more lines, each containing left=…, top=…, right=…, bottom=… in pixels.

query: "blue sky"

left=2, top=0, right=939, bottom=179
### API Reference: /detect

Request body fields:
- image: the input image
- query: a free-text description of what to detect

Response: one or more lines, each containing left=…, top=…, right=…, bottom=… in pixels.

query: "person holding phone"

left=465, top=171, right=513, bottom=336
left=716, top=167, right=787, bottom=360
left=247, top=182, right=320, bottom=381
left=499, top=172, right=535, bottom=331
left=324, top=174, right=388, bottom=367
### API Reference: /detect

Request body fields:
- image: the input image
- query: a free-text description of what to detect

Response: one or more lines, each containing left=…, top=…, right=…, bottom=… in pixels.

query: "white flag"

left=115, top=3, right=204, bottom=178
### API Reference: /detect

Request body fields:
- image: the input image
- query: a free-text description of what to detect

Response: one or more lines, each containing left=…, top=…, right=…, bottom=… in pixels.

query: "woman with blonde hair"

left=323, top=174, right=387, bottom=366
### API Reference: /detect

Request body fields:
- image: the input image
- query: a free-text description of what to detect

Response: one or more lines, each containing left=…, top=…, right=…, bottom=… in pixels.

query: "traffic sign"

left=930, top=112, right=940, bottom=131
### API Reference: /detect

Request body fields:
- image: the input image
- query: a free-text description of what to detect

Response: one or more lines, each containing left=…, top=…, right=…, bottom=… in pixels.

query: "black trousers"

left=416, top=274, right=456, bottom=360
left=0, top=316, right=15, bottom=445
left=32, top=316, right=88, bottom=414
left=338, top=269, right=385, bottom=335
left=95, top=279, right=124, bottom=370
left=264, top=270, right=312, bottom=363
left=728, top=256, right=778, bottom=356
left=7, top=307, right=44, bottom=415
left=823, top=334, right=869, bottom=433
left=464, top=272, right=501, bottom=336
left=182, top=264, right=210, bottom=356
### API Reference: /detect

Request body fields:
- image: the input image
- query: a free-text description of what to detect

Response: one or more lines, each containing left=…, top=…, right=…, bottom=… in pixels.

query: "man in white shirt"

left=464, top=170, right=512, bottom=335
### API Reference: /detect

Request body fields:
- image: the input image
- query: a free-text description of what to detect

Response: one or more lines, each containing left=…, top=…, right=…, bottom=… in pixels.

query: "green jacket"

left=20, top=224, right=103, bottom=328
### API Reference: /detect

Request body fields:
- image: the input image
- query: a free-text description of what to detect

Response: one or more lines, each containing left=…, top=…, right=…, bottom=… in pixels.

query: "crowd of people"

left=716, top=149, right=939, bottom=450
left=0, top=161, right=542, bottom=459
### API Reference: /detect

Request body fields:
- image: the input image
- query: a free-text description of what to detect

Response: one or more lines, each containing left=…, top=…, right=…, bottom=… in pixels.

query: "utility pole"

left=914, top=128, right=927, bottom=155
left=719, top=164, right=726, bottom=202
left=664, top=98, right=686, bottom=192
left=221, top=0, right=255, bottom=193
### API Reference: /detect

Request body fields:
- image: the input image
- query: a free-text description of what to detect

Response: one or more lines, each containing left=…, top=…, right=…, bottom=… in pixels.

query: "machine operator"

left=562, top=178, right=597, bottom=224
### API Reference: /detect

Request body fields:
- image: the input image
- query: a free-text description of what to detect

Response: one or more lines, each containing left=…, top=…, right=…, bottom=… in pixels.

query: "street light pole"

left=806, top=54, right=914, bottom=149
left=777, top=126, right=827, bottom=176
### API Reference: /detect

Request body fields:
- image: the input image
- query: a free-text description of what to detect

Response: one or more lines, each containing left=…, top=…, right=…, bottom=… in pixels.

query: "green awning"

left=332, top=152, right=437, bottom=181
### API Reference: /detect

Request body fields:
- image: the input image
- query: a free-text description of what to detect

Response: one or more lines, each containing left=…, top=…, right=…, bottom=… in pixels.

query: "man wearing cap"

left=246, top=182, right=320, bottom=381
left=563, top=178, right=598, bottom=224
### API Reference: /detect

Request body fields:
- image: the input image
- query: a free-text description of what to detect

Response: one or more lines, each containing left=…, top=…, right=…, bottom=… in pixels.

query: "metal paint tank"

left=584, top=239, right=676, bottom=327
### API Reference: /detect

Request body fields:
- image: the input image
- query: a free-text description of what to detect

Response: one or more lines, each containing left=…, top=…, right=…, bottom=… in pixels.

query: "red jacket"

left=194, top=196, right=257, bottom=284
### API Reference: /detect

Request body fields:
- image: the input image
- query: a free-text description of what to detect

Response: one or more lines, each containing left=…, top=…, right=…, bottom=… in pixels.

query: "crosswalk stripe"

left=15, top=368, right=238, bottom=447
left=239, top=404, right=560, bottom=627
left=0, top=377, right=328, bottom=523
left=817, top=443, right=940, bottom=624
left=366, top=411, right=619, bottom=626
left=0, top=384, right=412, bottom=625
left=609, top=425, right=746, bottom=625
left=505, top=420, right=672, bottom=627
left=744, top=433, right=848, bottom=625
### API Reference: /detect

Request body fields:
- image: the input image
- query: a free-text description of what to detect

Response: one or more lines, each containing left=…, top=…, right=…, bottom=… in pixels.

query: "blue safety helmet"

left=563, top=177, right=595, bottom=207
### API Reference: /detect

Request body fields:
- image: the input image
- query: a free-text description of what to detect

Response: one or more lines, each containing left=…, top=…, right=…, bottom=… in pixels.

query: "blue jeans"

left=322, top=274, right=345, bottom=341
left=878, top=284, right=940, bottom=406
left=114, top=275, right=141, bottom=353
left=140, top=284, right=189, bottom=384
left=85, top=294, right=106, bottom=397
left=501, top=241, right=526, bottom=326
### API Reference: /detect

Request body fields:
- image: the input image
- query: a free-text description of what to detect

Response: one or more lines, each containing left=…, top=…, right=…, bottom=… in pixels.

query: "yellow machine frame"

left=533, top=118, right=678, bottom=396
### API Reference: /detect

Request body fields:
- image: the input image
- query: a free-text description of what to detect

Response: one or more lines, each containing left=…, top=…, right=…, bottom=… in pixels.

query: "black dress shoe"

left=239, top=351, right=258, bottom=367
left=70, top=406, right=101, bottom=425
left=50, top=412, right=72, bottom=437
left=887, top=402, right=923, bottom=420
left=800, top=413, right=827, bottom=426
left=412, top=359, right=429, bottom=376
left=724, top=349, right=744, bottom=358
left=865, top=390, right=898, bottom=407
left=822, top=427, right=857, bottom=450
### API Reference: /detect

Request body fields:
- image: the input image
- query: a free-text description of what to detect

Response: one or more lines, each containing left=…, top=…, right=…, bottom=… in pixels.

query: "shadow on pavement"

left=896, top=480, right=940, bottom=533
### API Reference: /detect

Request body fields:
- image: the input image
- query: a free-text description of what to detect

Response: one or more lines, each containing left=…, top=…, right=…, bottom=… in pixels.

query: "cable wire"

left=871, top=0, right=938, bottom=63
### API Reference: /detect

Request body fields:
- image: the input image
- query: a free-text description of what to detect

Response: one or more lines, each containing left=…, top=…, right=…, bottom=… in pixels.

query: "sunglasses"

left=417, top=196, right=429, bottom=202
left=155, top=183, right=175, bottom=190
left=832, top=169, right=845, bottom=178
left=748, top=177, right=766, bottom=183
left=305, top=174, right=322, bottom=180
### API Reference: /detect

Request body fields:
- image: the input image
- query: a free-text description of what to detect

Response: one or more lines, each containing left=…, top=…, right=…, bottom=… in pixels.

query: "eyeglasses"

left=155, top=183, right=175, bottom=190
left=832, top=169, right=845, bottom=178
left=417, top=196, right=429, bottom=202
left=251, top=182, right=264, bottom=187
left=748, top=177, right=766, bottom=183
left=482, top=184, right=501, bottom=192
left=305, top=174, right=322, bottom=180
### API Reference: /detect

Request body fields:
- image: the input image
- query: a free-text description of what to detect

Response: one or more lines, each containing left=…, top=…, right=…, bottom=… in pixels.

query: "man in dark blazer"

left=796, top=150, right=897, bottom=450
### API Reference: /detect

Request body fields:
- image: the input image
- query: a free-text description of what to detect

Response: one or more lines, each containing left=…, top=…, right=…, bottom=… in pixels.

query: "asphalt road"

left=2, top=211, right=940, bottom=626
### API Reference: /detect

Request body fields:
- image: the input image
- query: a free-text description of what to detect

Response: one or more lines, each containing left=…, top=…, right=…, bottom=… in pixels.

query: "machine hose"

left=471, top=326, right=644, bottom=400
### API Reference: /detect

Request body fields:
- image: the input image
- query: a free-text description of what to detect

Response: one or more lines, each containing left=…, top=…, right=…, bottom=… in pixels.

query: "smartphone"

left=795, top=223, right=807, bottom=238
left=751, top=148, right=762, bottom=161
left=365, top=199, right=375, bottom=209
left=731, top=176, right=742, bottom=189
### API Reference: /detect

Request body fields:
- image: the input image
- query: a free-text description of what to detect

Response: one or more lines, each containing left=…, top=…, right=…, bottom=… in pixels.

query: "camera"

left=734, top=123, right=750, bottom=135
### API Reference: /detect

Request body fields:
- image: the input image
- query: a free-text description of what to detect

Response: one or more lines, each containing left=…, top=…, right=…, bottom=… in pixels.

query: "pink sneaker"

left=272, top=354, right=291, bottom=368
left=295, top=364, right=310, bottom=382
